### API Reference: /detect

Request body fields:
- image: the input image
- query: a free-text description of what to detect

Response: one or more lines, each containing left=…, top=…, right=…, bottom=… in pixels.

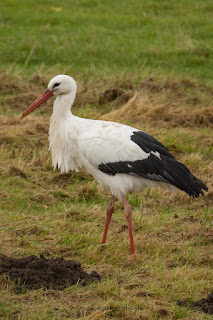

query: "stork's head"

left=48, top=75, right=77, bottom=96
left=20, top=75, right=77, bottom=119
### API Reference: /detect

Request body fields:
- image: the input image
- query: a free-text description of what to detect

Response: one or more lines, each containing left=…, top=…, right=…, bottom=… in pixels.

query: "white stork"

left=21, top=75, right=208, bottom=259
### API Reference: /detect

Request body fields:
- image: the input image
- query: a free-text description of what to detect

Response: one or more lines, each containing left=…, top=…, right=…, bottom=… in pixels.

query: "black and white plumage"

left=99, top=130, right=207, bottom=198
left=21, top=75, right=208, bottom=258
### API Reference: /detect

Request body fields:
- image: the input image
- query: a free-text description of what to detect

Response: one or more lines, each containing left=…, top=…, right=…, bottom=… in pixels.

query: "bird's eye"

left=53, top=83, right=60, bottom=89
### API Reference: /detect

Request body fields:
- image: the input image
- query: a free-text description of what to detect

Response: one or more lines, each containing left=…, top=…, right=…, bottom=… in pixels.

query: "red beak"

left=20, top=89, right=54, bottom=119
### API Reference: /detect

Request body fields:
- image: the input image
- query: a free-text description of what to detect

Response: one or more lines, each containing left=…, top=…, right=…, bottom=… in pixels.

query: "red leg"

left=101, top=195, right=116, bottom=245
left=122, top=196, right=136, bottom=259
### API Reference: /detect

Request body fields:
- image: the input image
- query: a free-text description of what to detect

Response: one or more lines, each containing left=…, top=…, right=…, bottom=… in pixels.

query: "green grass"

left=0, top=0, right=213, bottom=319
left=1, top=0, right=213, bottom=83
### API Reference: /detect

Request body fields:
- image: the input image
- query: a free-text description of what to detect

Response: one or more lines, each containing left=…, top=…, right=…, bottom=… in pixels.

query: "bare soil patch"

left=177, top=291, right=213, bottom=314
left=0, top=255, right=101, bottom=293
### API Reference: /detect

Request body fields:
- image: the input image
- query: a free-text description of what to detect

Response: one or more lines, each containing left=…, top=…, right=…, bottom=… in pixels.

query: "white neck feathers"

left=52, top=90, right=76, bottom=119
left=48, top=88, right=81, bottom=173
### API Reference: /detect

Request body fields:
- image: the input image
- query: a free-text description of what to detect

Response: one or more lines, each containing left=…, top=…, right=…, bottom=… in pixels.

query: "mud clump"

left=177, top=291, right=213, bottom=314
left=0, top=255, right=101, bottom=293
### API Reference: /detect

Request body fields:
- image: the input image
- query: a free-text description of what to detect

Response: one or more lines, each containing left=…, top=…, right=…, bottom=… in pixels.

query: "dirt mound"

left=177, top=291, right=213, bottom=314
left=0, top=255, right=101, bottom=293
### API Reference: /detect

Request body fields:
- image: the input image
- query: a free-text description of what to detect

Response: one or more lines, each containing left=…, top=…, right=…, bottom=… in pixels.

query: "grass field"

left=0, top=1, right=213, bottom=319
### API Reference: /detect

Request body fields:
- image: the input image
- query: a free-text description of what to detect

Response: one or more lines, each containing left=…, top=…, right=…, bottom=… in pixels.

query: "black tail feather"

left=160, top=157, right=208, bottom=198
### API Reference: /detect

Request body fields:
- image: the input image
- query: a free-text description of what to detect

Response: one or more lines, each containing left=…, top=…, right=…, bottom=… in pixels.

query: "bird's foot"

left=129, top=252, right=136, bottom=260
left=100, top=242, right=106, bottom=251
left=125, top=252, right=136, bottom=263
left=131, top=252, right=136, bottom=260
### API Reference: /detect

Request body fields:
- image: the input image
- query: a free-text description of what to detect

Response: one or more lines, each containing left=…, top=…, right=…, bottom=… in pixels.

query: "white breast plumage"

left=49, top=115, right=81, bottom=173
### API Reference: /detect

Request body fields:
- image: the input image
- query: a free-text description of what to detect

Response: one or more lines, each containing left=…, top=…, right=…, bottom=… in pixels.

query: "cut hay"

left=100, top=93, right=213, bottom=128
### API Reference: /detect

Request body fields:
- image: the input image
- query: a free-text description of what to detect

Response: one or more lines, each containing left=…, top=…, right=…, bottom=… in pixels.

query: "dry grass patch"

left=101, top=92, right=213, bottom=128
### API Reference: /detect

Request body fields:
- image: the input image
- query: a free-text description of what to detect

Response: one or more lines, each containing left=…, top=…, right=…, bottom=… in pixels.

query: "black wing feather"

left=98, top=131, right=208, bottom=198
left=131, top=131, right=175, bottom=159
